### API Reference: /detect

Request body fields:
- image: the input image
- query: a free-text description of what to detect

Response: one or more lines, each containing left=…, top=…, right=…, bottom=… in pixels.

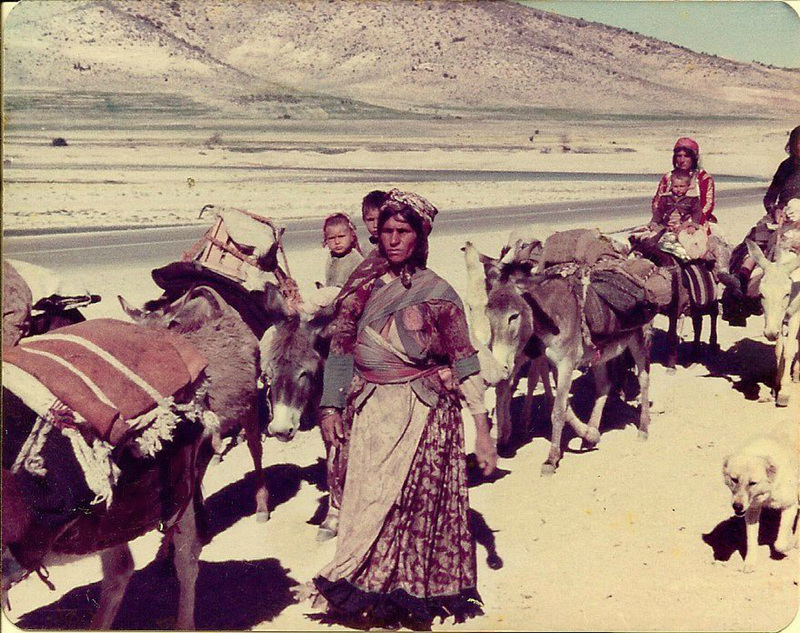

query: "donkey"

left=3, top=440, right=204, bottom=630
left=629, top=246, right=729, bottom=371
left=745, top=240, right=800, bottom=407
left=463, top=241, right=553, bottom=450
left=486, top=270, right=652, bottom=475
left=258, top=301, right=336, bottom=443
left=3, top=290, right=248, bottom=628
left=119, top=286, right=274, bottom=521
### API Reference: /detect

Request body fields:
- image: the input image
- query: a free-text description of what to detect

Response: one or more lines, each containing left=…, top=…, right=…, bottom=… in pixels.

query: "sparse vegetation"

left=204, top=133, right=223, bottom=148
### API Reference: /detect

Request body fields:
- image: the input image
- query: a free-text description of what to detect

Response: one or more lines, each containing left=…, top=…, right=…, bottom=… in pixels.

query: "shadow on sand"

left=702, top=508, right=787, bottom=563
left=204, top=459, right=326, bottom=541
left=703, top=337, right=776, bottom=401
left=14, top=556, right=297, bottom=630
left=496, top=370, right=644, bottom=460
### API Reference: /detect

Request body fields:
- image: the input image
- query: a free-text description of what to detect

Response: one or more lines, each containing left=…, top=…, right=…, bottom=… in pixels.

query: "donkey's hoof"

left=540, top=463, right=556, bottom=477
left=487, top=553, right=504, bottom=570
left=316, top=527, right=337, bottom=542
left=637, top=429, right=649, bottom=441
left=256, top=510, right=270, bottom=523
left=583, top=428, right=601, bottom=445
left=776, top=393, right=791, bottom=408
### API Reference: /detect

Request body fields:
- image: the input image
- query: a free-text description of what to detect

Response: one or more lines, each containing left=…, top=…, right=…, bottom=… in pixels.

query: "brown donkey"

left=485, top=271, right=653, bottom=475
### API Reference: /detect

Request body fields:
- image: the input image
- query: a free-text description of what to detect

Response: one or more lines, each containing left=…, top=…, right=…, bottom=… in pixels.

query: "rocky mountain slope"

left=4, top=0, right=799, bottom=117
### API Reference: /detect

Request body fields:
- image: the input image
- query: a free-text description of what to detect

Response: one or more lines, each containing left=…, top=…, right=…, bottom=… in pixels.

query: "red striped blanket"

left=681, top=262, right=717, bottom=310
left=3, top=319, right=207, bottom=443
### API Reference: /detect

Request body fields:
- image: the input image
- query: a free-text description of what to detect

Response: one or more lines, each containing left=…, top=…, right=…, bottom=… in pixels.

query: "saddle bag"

left=538, top=228, right=618, bottom=271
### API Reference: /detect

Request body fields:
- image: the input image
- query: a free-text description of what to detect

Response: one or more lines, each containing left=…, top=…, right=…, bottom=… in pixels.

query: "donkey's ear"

left=118, top=295, right=146, bottom=321
left=745, top=240, right=769, bottom=269
left=184, top=287, right=227, bottom=322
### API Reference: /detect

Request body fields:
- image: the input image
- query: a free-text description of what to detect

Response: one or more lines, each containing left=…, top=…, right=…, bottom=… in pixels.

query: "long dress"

left=313, top=267, right=486, bottom=628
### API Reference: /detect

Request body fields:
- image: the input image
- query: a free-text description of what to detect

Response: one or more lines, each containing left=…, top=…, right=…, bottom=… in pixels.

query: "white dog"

left=723, top=433, right=799, bottom=572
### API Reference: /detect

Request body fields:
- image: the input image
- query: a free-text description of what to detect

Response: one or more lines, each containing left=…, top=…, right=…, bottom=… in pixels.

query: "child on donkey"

left=631, top=170, right=728, bottom=270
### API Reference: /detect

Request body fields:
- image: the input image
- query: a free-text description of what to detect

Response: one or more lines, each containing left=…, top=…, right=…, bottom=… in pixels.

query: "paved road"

left=3, top=185, right=764, bottom=270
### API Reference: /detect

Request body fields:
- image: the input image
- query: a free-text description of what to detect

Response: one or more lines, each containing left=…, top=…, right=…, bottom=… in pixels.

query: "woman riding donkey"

left=724, top=124, right=800, bottom=326
left=631, top=137, right=723, bottom=267
left=303, top=189, right=497, bottom=629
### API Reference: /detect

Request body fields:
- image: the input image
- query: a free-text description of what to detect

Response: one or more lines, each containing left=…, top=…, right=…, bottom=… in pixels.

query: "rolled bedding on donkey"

left=534, top=229, right=672, bottom=339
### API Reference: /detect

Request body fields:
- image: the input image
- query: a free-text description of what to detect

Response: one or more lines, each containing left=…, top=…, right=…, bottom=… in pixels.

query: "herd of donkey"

left=1, top=191, right=799, bottom=628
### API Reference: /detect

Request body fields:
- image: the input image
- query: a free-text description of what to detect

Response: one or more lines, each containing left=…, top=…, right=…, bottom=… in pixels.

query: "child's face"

left=670, top=178, right=691, bottom=196
left=325, top=223, right=354, bottom=255
left=363, top=207, right=380, bottom=237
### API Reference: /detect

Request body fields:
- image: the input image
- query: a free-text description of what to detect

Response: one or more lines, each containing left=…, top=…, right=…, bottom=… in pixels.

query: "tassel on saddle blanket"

left=3, top=319, right=208, bottom=445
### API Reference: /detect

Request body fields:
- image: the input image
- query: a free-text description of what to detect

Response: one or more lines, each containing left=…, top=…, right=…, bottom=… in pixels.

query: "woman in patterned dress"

left=311, top=188, right=497, bottom=629
left=651, top=137, right=716, bottom=227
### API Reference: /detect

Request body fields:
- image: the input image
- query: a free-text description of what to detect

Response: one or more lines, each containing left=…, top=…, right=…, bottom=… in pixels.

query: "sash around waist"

left=354, top=327, right=443, bottom=385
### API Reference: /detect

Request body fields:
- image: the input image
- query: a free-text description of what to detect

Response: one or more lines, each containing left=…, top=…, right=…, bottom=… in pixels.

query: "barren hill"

left=4, top=0, right=800, bottom=118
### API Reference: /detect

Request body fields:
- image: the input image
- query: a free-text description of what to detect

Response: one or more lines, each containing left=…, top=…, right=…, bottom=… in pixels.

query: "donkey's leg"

left=243, top=407, right=269, bottom=521
left=690, top=310, right=703, bottom=361
left=777, top=314, right=800, bottom=406
left=521, top=361, right=536, bottom=436
left=666, top=301, right=679, bottom=373
left=495, top=378, right=515, bottom=450
left=91, top=544, right=134, bottom=629
left=582, top=363, right=611, bottom=448
left=628, top=331, right=651, bottom=440
left=542, top=362, right=555, bottom=412
left=542, top=360, right=575, bottom=476
left=708, top=301, right=720, bottom=354
left=209, top=428, right=224, bottom=466
left=173, top=501, right=201, bottom=630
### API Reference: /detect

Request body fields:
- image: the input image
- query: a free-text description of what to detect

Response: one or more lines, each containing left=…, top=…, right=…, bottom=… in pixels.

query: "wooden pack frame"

left=182, top=205, right=292, bottom=283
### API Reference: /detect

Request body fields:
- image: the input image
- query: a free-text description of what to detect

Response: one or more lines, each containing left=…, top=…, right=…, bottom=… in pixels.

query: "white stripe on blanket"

left=16, top=347, right=118, bottom=410
left=2, top=362, right=63, bottom=420
left=30, top=333, right=166, bottom=403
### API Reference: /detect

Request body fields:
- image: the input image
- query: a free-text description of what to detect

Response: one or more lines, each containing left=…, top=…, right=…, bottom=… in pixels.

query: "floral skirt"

left=314, top=384, right=482, bottom=629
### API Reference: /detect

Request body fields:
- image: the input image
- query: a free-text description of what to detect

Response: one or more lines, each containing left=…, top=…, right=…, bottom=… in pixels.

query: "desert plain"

left=3, top=110, right=800, bottom=632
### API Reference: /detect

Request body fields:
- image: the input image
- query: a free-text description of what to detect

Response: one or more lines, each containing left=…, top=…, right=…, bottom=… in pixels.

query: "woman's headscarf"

left=380, top=188, right=438, bottom=236
left=673, top=137, right=700, bottom=170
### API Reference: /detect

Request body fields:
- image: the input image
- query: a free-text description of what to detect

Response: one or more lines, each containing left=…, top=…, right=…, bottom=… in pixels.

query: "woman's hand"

left=475, top=431, right=498, bottom=476
left=319, top=409, right=345, bottom=447
left=472, top=413, right=498, bottom=476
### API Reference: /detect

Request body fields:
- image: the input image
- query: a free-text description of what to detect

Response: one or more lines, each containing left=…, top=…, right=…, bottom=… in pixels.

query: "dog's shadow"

left=702, top=508, right=790, bottom=562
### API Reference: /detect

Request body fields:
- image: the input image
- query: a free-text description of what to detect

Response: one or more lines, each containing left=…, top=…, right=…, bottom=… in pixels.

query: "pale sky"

left=519, top=1, right=800, bottom=68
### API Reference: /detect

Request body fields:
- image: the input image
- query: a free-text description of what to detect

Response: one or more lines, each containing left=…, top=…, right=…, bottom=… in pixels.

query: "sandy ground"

left=2, top=118, right=799, bottom=631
